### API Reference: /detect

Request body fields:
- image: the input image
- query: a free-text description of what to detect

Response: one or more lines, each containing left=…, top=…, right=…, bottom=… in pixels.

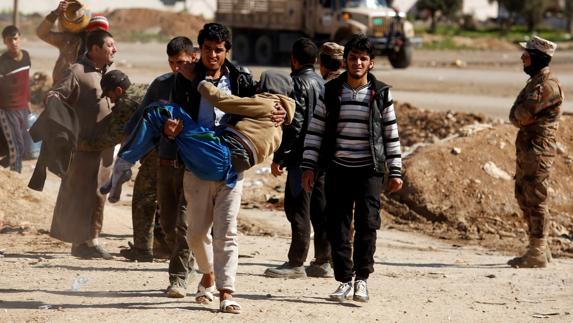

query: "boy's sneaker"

left=353, top=280, right=369, bottom=302
left=329, top=282, right=354, bottom=302
left=264, top=262, right=307, bottom=278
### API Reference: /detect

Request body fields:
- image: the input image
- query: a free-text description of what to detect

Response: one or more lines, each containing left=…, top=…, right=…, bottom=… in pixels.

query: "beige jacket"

left=197, top=80, right=295, bottom=165
left=36, top=11, right=83, bottom=84
left=47, top=55, right=113, bottom=243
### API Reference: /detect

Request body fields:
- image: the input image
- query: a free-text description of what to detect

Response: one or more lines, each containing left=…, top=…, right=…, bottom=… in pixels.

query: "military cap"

left=520, top=36, right=557, bottom=57
left=320, top=42, right=344, bottom=60
left=101, top=70, right=131, bottom=97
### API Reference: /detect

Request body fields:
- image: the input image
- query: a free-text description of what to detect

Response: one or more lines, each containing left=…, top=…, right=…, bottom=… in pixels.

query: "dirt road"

left=1, top=162, right=572, bottom=322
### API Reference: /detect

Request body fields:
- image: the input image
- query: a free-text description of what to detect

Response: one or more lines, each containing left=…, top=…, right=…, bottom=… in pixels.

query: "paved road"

left=26, top=40, right=573, bottom=118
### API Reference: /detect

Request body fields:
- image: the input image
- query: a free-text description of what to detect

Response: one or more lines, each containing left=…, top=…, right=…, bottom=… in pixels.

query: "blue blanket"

left=118, top=102, right=237, bottom=187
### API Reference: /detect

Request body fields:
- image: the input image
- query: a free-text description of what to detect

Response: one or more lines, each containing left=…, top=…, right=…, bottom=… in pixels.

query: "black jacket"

left=273, top=65, right=324, bottom=167
left=174, top=59, right=257, bottom=121
left=320, top=72, right=392, bottom=173
left=28, top=96, right=80, bottom=191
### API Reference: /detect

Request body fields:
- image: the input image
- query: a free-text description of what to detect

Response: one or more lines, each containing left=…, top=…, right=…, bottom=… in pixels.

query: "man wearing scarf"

left=508, top=36, right=564, bottom=268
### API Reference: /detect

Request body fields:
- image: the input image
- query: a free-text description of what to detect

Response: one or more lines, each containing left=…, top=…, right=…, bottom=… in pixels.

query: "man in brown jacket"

left=37, top=1, right=109, bottom=84
left=48, top=29, right=117, bottom=259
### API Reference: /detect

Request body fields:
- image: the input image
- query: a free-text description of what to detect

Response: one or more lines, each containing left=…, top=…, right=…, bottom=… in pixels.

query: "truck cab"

left=217, top=0, right=418, bottom=68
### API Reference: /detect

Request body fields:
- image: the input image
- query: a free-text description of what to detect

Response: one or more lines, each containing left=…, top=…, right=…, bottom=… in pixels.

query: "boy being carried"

left=103, top=69, right=295, bottom=200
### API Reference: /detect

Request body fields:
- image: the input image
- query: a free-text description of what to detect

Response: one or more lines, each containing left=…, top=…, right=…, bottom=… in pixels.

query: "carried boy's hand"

left=164, top=118, right=183, bottom=139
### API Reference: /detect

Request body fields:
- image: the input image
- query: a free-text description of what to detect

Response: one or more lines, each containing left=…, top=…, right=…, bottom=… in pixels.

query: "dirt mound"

left=395, top=102, right=492, bottom=147
left=106, top=8, right=205, bottom=41
left=0, top=167, right=55, bottom=232
left=384, top=116, right=573, bottom=257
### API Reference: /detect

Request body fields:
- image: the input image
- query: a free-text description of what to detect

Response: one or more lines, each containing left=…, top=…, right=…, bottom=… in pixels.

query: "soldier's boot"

left=507, top=238, right=547, bottom=268
left=120, top=242, right=154, bottom=262
left=545, top=239, right=552, bottom=263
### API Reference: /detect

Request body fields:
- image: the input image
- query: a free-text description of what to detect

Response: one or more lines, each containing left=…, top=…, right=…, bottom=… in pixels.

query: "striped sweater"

left=302, top=81, right=402, bottom=178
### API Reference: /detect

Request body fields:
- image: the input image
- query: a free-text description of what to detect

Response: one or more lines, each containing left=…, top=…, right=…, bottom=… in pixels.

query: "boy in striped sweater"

left=301, top=34, right=403, bottom=303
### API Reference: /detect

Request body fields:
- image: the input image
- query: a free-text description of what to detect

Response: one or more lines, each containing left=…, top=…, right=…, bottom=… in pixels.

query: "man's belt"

left=225, top=132, right=255, bottom=166
left=159, top=158, right=183, bottom=168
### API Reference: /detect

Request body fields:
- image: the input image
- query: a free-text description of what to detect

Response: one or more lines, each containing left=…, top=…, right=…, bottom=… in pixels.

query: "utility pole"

left=12, top=0, right=19, bottom=27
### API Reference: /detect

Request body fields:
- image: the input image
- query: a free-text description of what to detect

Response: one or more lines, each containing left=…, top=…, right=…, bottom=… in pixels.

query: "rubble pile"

left=107, top=8, right=205, bottom=41
left=395, top=102, right=492, bottom=147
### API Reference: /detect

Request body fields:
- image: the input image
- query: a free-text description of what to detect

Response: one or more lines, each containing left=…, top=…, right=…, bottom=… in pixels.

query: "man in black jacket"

left=164, top=23, right=286, bottom=314
left=266, top=38, right=332, bottom=279
left=301, top=34, right=403, bottom=303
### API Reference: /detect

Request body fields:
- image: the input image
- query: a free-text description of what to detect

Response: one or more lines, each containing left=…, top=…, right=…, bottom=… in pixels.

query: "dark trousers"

left=131, top=152, right=158, bottom=251
left=284, top=167, right=330, bottom=267
left=0, top=108, right=30, bottom=173
left=325, top=166, right=383, bottom=283
left=157, top=164, right=193, bottom=285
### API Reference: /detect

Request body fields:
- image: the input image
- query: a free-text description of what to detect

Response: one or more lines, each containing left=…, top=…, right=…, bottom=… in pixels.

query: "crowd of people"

left=0, top=0, right=564, bottom=315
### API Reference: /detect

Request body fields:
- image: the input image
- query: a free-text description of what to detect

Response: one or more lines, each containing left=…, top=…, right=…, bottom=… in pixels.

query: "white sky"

left=0, top=0, right=216, bottom=18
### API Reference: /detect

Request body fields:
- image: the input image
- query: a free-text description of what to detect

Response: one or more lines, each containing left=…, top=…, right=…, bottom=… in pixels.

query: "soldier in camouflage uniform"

left=81, top=70, right=159, bottom=262
left=508, top=36, right=564, bottom=268
left=318, top=42, right=344, bottom=82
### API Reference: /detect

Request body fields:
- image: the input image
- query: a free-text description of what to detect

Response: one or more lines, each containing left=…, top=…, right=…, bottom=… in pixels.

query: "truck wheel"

left=232, top=33, right=251, bottom=64
left=254, top=34, right=273, bottom=65
left=388, top=43, right=412, bottom=69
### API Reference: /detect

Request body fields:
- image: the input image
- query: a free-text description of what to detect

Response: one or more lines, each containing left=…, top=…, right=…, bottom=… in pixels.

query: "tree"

left=491, top=0, right=552, bottom=33
left=416, top=0, right=462, bottom=33
left=416, top=0, right=463, bottom=33
left=489, top=0, right=523, bottom=33
left=522, top=0, right=548, bottom=32
left=566, top=0, right=573, bottom=33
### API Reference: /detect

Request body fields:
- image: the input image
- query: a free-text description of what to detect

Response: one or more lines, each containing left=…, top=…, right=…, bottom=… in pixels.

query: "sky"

left=0, top=0, right=216, bottom=18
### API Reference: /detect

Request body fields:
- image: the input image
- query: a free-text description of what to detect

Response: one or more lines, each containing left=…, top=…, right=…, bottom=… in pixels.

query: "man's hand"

left=301, top=169, right=315, bottom=193
left=56, top=1, right=68, bottom=15
left=271, top=162, right=284, bottom=177
left=271, top=102, right=287, bottom=127
left=178, top=61, right=197, bottom=82
left=164, top=118, right=183, bottom=139
left=387, top=178, right=403, bottom=193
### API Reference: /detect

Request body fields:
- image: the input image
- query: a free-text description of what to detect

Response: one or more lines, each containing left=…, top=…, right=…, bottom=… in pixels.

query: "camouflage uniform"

left=82, top=83, right=159, bottom=252
left=80, top=83, right=148, bottom=151
left=509, top=66, right=563, bottom=239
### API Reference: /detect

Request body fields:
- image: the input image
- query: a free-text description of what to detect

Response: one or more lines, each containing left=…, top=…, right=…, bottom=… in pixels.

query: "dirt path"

left=2, top=209, right=572, bottom=323
left=1, top=164, right=572, bottom=322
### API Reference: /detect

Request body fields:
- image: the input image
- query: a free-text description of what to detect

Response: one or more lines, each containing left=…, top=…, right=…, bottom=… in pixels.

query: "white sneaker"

left=353, top=280, right=369, bottom=302
left=329, top=282, right=354, bottom=302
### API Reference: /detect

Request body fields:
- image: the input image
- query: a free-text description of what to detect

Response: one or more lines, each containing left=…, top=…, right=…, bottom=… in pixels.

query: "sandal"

left=220, top=299, right=241, bottom=314
left=195, top=282, right=215, bottom=304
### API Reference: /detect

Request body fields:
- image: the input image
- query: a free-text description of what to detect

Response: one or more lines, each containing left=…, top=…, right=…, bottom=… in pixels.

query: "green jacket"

left=80, top=83, right=148, bottom=151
